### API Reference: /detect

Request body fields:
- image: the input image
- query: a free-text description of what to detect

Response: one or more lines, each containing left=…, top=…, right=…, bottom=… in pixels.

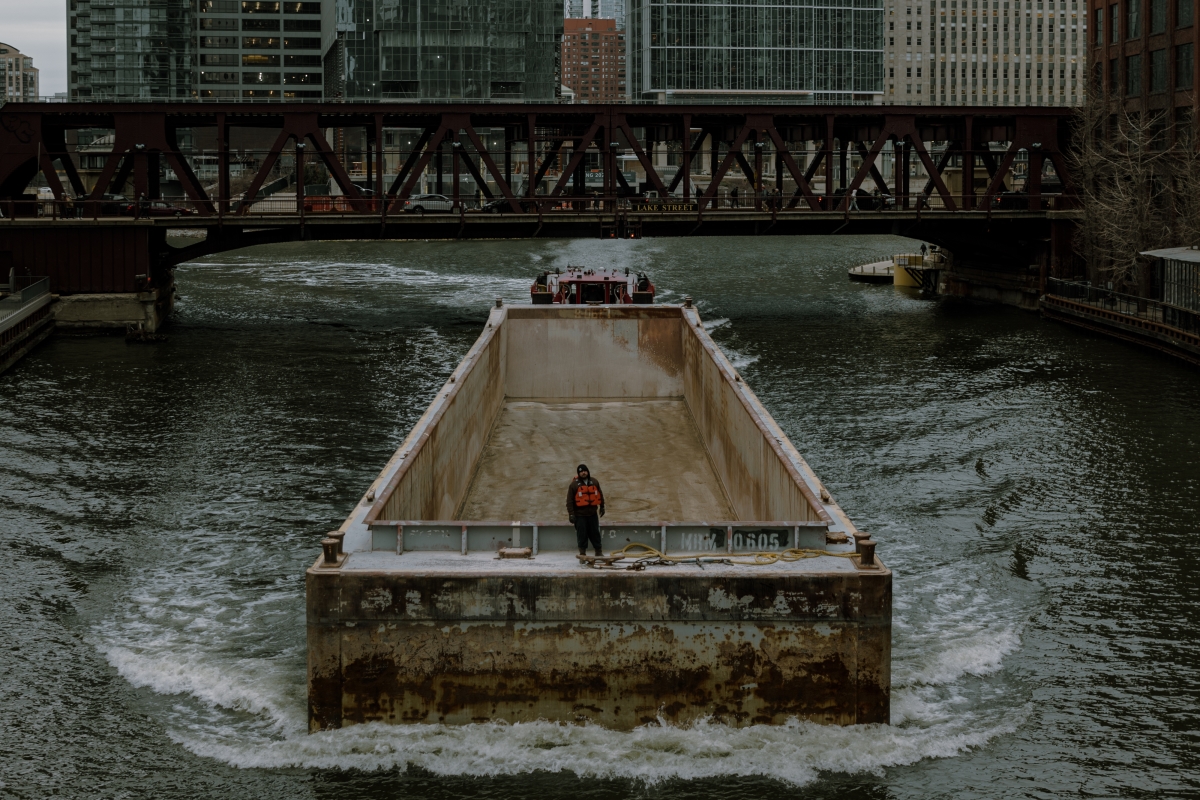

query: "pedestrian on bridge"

left=730, top=186, right=739, bottom=209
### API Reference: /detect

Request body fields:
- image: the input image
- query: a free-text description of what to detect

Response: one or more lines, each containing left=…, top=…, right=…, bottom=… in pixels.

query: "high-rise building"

left=68, top=0, right=194, bottom=99
left=1, top=43, right=39, bottom=101
left=626, top=0, right=884, bottom=103
left=565, top=0, right=625, bottom=29
left=1090, top=0, right=1196, bottom=134
left=884, top=0, right=1086, bottom=106
left=196, top=0, right=324, bottom=100
left=325, top=0, right=563, bottom=101
left=561, top=18, right=626, bottom=102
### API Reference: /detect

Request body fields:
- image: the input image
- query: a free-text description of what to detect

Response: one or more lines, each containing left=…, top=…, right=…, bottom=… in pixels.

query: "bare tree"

left=1070, top=95, right=1183, bottom=293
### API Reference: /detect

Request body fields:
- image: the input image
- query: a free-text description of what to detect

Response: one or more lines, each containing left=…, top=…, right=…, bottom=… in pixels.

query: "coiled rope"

left=608, top=542, right=860, bottom=567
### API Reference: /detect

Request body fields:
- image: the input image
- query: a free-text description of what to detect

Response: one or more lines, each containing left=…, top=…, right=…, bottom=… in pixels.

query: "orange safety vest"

left=574, top=481, right=602, bottom=507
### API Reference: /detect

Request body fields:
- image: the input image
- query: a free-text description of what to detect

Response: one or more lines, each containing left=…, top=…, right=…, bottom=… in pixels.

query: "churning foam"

left=95, top=551, right=1028, bottom=786
left=169, top=712, right=1029, bottom=783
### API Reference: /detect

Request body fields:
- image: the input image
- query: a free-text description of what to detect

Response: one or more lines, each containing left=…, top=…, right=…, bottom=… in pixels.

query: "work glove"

left=569, top=515, right=576, bottom=524
left=599, top=507, right=605, bottom=518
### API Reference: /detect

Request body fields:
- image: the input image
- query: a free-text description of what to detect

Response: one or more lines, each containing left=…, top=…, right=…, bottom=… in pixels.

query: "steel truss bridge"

left=0, top=102, right=1079, bottom=297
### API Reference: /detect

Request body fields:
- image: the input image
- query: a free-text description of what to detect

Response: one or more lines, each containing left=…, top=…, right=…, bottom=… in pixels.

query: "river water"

left=1, top=236, right=1197, bottom=799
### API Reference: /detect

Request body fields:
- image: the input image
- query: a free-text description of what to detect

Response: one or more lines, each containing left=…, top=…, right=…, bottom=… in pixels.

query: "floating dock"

left=848, top=260, right=894, bottom=284
left=307, top=302, right=891, bottom=731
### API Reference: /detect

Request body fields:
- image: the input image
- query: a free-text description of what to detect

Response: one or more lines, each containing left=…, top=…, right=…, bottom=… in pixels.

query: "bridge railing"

left=2, top=189, right=1073, bottom=223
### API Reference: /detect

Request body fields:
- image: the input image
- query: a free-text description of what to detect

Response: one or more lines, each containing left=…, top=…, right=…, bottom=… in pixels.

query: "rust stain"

left=638, top=318, right=683, bottom=378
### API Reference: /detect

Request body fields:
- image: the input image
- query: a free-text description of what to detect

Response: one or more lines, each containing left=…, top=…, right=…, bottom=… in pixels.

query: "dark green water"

left=1, top=236, right=1197, bottom=799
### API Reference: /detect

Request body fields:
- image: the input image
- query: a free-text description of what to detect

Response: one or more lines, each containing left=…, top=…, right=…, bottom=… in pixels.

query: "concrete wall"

left=503, top=306, right=684, bottom=399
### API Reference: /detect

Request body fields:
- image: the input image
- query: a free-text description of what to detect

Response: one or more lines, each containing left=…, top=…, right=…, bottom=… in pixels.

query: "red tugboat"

left=530, top=267, right=655, bottom=305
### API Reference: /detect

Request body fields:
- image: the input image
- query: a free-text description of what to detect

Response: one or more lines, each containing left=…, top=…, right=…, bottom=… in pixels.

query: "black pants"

left=574, top=514, right=602, bottom=554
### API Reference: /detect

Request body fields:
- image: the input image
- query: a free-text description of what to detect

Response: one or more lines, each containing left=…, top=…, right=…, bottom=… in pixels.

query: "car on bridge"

left=402, top=194, right=455, bottom=213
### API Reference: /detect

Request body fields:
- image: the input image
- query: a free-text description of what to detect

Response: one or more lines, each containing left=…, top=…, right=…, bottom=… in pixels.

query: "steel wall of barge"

left=365, top=305, right=833, bottom=530
left=378, top=316, right=507, bottom=522
left=680, top=312, right=828, bottom=523
left=307, top=566, right=891, bottom=730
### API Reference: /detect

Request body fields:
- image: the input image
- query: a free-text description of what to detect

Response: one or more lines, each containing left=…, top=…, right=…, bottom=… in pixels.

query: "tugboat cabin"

left=531, top=267, right=655, bottom=305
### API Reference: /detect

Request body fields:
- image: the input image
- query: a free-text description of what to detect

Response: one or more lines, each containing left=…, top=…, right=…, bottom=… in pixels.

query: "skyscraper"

left=68, top=0, right=194, bottom=99
left=884, top=0, right=1086, bottom=106
left=1, top=43, right=40, bottom=101
left=196, top=0, right=324, bottom=100
left=325, top=0, right=563, bottom=101
left=626, top=0, right=884, bottom=103
left=561, top=17, right=626, bottom=102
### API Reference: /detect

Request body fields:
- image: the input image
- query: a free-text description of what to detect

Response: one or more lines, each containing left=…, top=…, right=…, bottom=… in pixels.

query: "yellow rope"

left=608, top=542, right=860, bottom=565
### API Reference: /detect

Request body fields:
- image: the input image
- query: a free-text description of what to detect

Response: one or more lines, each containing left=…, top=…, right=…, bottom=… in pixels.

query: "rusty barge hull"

left=308, top=304, right=891, bottom=731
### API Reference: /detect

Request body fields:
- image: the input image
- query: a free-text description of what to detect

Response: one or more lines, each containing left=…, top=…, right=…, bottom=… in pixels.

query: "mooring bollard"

left=683, top=296, right=693, bottom=308
left=853, top=531, right=872, bottom=554
left=859, top=539, right=877, bottom=567
left=321, top=538, right=340, bottom=566
left=329, top=530, right=345, bottom=556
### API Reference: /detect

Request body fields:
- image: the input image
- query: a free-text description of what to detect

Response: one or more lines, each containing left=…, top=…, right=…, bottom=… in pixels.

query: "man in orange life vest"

left=567, top=463, right=605, bottom=556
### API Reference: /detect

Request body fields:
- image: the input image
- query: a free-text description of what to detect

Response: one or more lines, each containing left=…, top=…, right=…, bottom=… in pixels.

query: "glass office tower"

left=68, top=0, right=194, bottom=99
left=626, top=0, right=884, bottom=103
left=327, top=0, right=563, bottom=101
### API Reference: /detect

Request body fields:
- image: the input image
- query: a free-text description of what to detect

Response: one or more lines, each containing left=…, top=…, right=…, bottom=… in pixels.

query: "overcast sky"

left=4, top=4, right=67, bottom=96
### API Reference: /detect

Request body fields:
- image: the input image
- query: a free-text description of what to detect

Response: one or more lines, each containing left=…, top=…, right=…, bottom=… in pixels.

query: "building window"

left=1180, top=0, right=1194, bottom=26
left=1111, top=3, right=1120, bottom=40
left=243, top=18, right=280, bottom=31
left=1150, top=48, right=1167, bottom=90
left=283, top=37, right=320, bottom=49
left=1150, top=0, right=1166, bottom=32
left=1095, top=6, right=1103, bottom=43
left=1127, top=0, right=1141, bottom=37
left=242, top=37, right=280, bottom=48
left=1110, top=56, right=1119, bottom=90
left=242, top=54, right=279, bottom=66
left=283, top=2, right=321, bottom=11
left=1178, top=42, right=1194, bottom=87
left=242, top=2, right=281, bottom=12
left=1127, top=53, right=1141, bottom=94
left=243, top=71, right=281, bottom=84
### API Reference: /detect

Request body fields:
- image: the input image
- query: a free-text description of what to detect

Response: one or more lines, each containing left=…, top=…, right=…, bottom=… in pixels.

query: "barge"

left=307, top=300, right=890, bottom=731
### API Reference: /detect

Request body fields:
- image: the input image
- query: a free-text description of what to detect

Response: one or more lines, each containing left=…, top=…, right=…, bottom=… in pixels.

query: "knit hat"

left=577, top=464, right=589, bottom=474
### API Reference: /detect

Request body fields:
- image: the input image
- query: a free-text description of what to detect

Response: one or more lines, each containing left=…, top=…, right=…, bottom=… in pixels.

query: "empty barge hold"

left=307, top=301, right=890, bottom=731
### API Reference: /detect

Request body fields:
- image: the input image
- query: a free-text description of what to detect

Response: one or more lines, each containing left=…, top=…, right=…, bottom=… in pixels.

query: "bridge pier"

left=0, top=223, right=174, bottom=333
